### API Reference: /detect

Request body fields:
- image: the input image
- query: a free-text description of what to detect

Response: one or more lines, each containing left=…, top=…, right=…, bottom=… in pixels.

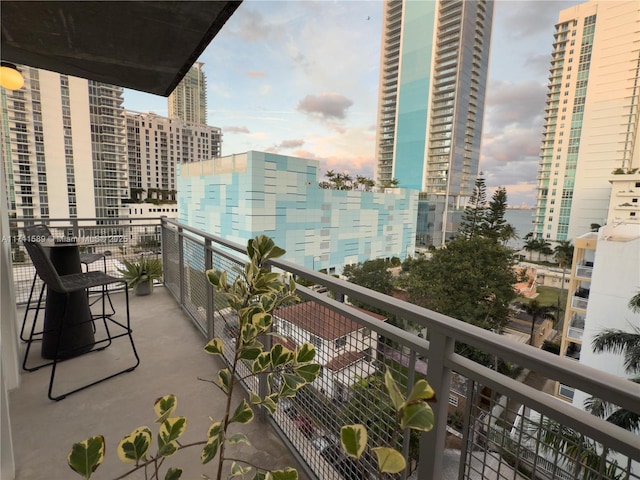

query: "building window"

left=448, top=394, right=459, bottom=407
left=335, top=336, right=347, bottom=349
left=310, top=335, right=322, bottom=348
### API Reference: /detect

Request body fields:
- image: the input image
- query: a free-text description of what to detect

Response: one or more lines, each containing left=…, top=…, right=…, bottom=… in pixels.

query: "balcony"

left=571, top=287, right=590, bottom=310
left=575, top=260, right=594, bottom=278
left=567, top=313, right=585, bottom=341
left=6, top=217, right=640, bottom=480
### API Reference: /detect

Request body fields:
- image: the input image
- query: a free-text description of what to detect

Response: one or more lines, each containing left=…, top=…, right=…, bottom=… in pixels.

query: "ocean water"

left=504, top=209, right=534, bottom=250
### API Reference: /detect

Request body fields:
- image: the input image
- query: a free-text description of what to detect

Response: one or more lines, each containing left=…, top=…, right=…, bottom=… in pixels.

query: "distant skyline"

left=123, top=0, right=583, bottom=207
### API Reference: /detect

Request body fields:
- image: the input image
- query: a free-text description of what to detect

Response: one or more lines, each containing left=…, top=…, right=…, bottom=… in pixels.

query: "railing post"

left=419, top=330, right=453, bottom=480
left=177, top=226, right=185, bottom=306
left=204, top=238, right=214, bottom=339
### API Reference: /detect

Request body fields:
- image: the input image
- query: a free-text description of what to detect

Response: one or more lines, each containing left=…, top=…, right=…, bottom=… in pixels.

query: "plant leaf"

left=295, top=343, right=315, bottom=363
left=240, top=343, right=263, bottom=360
left=201, top=436, right=222, bottom=464
left=206, top=269, right=222, bottom=287
left=230, top=399, right=254, bottom=424
left=293, top=364, right=321, bottom=383
left=68, top=436, right=105, bottom=479
left=372, top=447, right=406, bottom=473
left=252, top=352, right=272, bottom=374
left=282, top=373, right=306, bottom=391
left=249, top=391, right=262, bottom=405
left=164, top=468, right=183, bottom=480
left=406, top=379, right=436, bottom=404
left=261, top=394, right=278, bottom=414
left=154, top=394, right=177, bottom=423
left=270, top=468, right=298, bottom=480
left=117, top=427, right=152, bottom=463
left=271, top=344, right=294, bottom=367
left=207, top=421, right=223, bottom=440
left=158, top=417, right=187, bottom=457
left=218, top=368, right=233, bottom=394
left=251, top=472, right=267, bottom=480
left=204, top=338, right=224, bottom=356
left=384, top=369, right=405, bottom=411
left=401, top=402, right=435, bottom=432
left=340, top=424, right=367, bottom=460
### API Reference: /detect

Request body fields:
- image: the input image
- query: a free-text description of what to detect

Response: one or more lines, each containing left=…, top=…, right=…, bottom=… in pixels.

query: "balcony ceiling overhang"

left=1, top=1, right=242, bottom=96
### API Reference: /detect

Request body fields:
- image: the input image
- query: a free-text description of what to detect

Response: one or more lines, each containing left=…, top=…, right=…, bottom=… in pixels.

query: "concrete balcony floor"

left=9, top=287, right=306, bottom=480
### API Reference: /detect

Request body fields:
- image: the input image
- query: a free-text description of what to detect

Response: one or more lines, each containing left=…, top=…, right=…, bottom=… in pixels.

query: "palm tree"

left=537, top=240, right=552, bottom=261
left=523, top=300, right=555, bottom=346
left=538, top=417, right=623, bottom=480
left=499, top=223, right=518, bottom=246
left=523, top=238, right=540, bottom=261
left=554, top=240, right=574, bottom=296
left=584, top=291, right=640, bottom=432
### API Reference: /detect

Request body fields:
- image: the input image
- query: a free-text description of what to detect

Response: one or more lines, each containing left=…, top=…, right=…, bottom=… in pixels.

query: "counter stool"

left=22, top=238, right=140, bottom=401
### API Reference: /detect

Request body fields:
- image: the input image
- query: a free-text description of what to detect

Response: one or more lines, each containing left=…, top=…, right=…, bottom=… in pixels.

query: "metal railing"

left=10, top=217, right=162, bottom=304
left=575, top=264, right=594, bottom=279
left=160, top=218, right=640, bottom=480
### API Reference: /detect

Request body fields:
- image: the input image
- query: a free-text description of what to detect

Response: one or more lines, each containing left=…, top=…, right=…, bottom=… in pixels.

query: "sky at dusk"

left=123, top=0, right=583, bottom=208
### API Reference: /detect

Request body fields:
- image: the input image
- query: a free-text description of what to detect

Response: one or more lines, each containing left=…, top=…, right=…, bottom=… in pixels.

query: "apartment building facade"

left=168, top=61, right=207, bottom=125
left=534, top=1, right=640, bottom=241
left=125, top=111, right=222, bottom=199
left=1, top=66, right=126, bottom=219
left=178, top=151, right=418, bottom=273
left=557, top=172, right=640, bottom=404
left=374, top=0, right=493, bottom=246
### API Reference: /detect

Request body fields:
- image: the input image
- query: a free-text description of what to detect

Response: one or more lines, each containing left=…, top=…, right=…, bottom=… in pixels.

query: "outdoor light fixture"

left=0, top=62, right=24, bottom=90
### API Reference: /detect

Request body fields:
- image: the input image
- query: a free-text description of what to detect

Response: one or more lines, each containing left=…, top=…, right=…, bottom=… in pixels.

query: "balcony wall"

left=7, top=217, right=640, bottom=480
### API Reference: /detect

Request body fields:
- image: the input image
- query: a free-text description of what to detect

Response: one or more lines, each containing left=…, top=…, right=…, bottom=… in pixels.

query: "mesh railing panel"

left=12, top=218, right=163, bottom=304
left=162, top=225, right=180, bottom=296
left=181, top=236, right=207, bottom=335
left=458, top=375, right=640, bottom=480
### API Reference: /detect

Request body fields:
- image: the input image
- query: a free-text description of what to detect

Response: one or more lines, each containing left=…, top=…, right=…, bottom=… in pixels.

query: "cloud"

left=246, top=71, right=267, bottom=78
left=297, top=93, right=354, bottom=120
left=266, top=139, right=306, bottom=153
left=224, top=126, right=250, bottom=134
left=485, top=80, right=547, bottom=130
left=500, top=1, right=573, bottom=39
left=279, top=139, right=305, bottom=149
left=227, top=8, right=279, bottom=43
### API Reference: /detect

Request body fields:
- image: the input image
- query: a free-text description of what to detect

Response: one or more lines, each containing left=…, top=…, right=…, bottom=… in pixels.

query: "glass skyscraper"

left=374, top=0, right=494, bottom=246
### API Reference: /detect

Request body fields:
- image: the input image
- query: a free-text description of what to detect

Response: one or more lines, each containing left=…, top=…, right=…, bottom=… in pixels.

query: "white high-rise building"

left=534, top=1, right=640, bottom=242
left=125, top=111, right=222, bottom=200
left=557, top=174, right=640, bottom=404
left=374, top=0, right=494, bottom=246
left=1, top=66, right=127, bottom=219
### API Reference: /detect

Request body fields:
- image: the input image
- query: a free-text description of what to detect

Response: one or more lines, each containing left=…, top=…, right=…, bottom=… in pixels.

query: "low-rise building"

left=178, top=151, right=418, bottom=273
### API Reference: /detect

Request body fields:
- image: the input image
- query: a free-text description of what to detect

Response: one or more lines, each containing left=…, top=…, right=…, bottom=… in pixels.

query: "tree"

left=402, top=236, right=517, bottom=332
left=342, top=259, right=395, bottom=308
left=523, top=238, right=540, bottom=261
left=459, top=176, right=487, bottom=239
left=584, top=292, right=640, bottom=432
left=380, top=178, right=399, bottom=189
left=482, top=187, right=508, bottom=241
left=537, top=240, right=553, bottom=261
left=554, top=240, right=574, bottom=296
left=499, top=223, right=518, bottom=246
left=522, top=300, right=555, bottom=346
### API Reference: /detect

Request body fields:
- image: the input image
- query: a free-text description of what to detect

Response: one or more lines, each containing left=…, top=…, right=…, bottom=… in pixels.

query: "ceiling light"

left=0, top=62, right=24, bottom=90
